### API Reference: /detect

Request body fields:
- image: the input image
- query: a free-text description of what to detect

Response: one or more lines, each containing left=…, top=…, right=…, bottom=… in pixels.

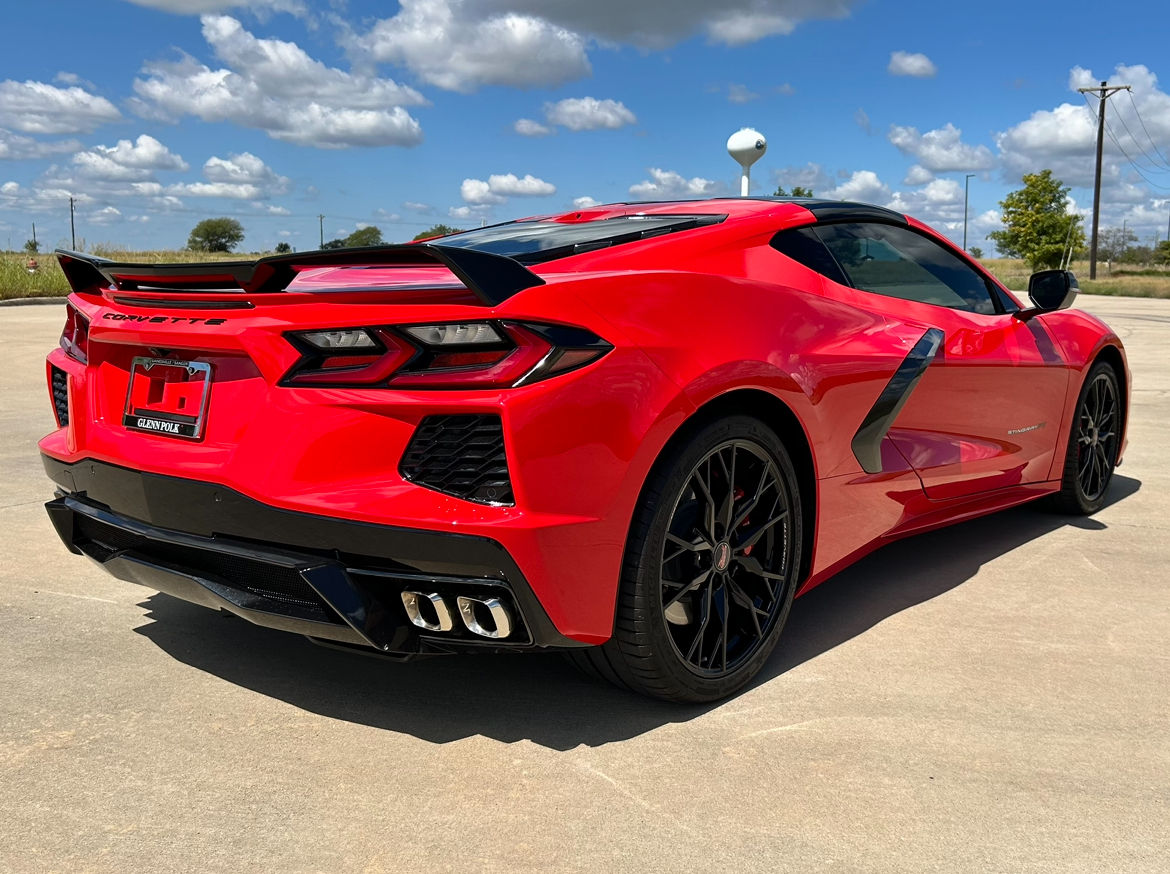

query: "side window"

left=770, top=227, right=850, bottom=287
left=815, top=223, right=997, bottom=315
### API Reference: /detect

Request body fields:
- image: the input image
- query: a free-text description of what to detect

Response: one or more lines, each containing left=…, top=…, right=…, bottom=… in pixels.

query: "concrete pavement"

left=0, top=297, right=1166, bottom=873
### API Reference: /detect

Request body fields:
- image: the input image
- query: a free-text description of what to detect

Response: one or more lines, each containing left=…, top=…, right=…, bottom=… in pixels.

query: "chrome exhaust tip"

left=456, top=596, right=514, bottom=639
left=400, top=591, right=455, bottom=633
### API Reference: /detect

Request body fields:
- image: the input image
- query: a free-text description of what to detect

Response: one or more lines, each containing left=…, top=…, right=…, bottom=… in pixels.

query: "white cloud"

left=403, top=201, right=434, bottom=213
left=888, top=123, right=995, bottom=172
left=449, top=204, right=490, bottom=220
left=629, top=168, right=726, bottom=199
left=0, top=79, right=121, bottom=134
left=132, top=15, right=426, bottom=148
left=772, top=163, right=834, bottom=195
left=89, top=206, right=123, bottom=226
left=169, top=151, right=290, bottom=199
left=822, top=170, right=890, bottom=203
left=352, top=0, right=591, bottom=93
left=488, top=173, right=556, bottom=196
left=0, top=129, right=82, bottom=160
left=121, top=0, right=306, bottom=13
left=461, top=172, right=557, bottom=205
left=461, top=178, right=506, bottom=205
left=727, top=84, right=759, bottom=104
left=886, top=177, right=964, bottom=218
left=543, top=96, right=636, bottom=131
left=854, top=108, right=872, bottom=134
left=515, top=118, right=553, bottom=137
left=573, top=196, right=600, bottom=208
left=351, top=0, right=858, bottom=91
left=71, top=135, right=189, bottom=182
left=902, top=165, right=935, bottom=186
left=995, top=63, right=1170, bottom=233
left=888, top=51, right=937, bottom=79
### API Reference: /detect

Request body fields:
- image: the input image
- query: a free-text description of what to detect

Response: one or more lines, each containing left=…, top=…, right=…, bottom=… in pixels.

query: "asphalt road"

left=1, top=297, right=1167, bottom=874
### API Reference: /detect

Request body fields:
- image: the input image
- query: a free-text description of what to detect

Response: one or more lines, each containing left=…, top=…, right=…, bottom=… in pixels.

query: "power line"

left=1106, top=99, right=1170, bottom=173
left=1126, top=89, right=1170, bottom=171
left=1080, top=92, right=1170, bottom=192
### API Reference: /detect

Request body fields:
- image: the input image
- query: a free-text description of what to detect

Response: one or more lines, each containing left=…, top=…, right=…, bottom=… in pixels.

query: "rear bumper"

left=43, top=456, right=583, bottom=653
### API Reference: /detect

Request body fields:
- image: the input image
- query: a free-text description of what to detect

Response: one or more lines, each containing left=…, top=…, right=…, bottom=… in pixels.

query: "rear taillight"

left=282, top=321, right=611, bottom=389
left=60, top=304, right=89, bottom=364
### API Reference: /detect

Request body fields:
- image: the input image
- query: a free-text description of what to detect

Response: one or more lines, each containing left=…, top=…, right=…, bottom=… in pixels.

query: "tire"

left=1049, top=362, right=1121, bottom=515
left=568, top=415, right=803, bottom=703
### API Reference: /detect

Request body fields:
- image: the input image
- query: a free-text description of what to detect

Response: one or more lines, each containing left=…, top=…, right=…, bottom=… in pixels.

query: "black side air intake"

left=400, top=414, right=514, bottom=506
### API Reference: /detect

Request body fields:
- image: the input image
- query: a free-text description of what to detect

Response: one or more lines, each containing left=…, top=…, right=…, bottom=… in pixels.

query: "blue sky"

left=2, top=0, right=1169, bottom=254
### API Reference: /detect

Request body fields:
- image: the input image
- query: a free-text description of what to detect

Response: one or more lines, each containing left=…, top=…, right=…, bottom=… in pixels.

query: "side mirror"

left=1023, top=269, right=1079, bottom=315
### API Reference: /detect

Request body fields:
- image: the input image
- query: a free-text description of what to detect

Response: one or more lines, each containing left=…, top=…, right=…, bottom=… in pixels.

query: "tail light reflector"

left=60, top=304, right=89, bottom=364
left=281, top=321, right=610, bottom=389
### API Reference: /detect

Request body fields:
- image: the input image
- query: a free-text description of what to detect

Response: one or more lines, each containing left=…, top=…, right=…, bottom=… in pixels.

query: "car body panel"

left=40, top=197, right=1130, bottom=649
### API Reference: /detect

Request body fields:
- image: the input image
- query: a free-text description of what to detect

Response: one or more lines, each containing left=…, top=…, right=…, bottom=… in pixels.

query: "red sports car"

left=41, top=198, right=1128, bottom=702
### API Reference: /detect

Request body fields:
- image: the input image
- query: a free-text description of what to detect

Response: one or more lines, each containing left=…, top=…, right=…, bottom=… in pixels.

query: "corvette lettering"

left=103, top=313, right=227, bottom=325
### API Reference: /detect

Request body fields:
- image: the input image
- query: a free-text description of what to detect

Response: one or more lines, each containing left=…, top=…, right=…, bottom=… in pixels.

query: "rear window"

left=433, top=214, right=726, bottom=265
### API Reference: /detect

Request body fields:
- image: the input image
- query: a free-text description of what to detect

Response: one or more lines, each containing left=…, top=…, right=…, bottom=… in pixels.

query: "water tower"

left=727, top=128, right=767, bottom=197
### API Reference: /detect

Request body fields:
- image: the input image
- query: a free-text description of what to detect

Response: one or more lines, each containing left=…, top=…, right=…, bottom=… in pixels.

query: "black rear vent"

left=51, top=366, right=70, bottom=426
left=73, top=514, right=338, bottom=617
left=400, top=414, right=513, bottom=506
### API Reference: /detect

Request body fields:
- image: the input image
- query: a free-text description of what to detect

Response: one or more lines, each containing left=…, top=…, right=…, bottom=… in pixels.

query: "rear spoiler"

left=54, top=244, right=546, bottom=307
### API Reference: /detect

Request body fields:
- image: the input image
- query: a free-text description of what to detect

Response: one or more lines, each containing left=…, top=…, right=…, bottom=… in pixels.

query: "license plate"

left=123, top=357, right=212, bottom=440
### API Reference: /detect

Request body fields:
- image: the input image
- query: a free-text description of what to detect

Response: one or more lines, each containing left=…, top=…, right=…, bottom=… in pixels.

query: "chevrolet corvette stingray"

left=41, top=198, right=1129, bottom=702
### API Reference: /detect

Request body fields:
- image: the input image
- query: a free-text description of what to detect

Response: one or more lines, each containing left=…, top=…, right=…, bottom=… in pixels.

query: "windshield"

left=433, top=214, right=726, bottom=264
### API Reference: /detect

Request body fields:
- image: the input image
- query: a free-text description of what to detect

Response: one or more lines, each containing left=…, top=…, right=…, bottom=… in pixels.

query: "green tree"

left=412, top=224, right=462, bottom=241
left=188, top=217, right=245, bottom=253
left=774, top=185, right=815, bottom=197
left=969, top=246, right=984, bottom=259
left=23, top=239, right=39, bottom=254
left=321, top=239, right=346, bottom=250
left=1155, top=240, right=1170, bottom=265
left=344, top=226, right=384, bottom=247
left=274, top=241, right=292, bottom=254
left=987, top=170, right=1085, bottom=270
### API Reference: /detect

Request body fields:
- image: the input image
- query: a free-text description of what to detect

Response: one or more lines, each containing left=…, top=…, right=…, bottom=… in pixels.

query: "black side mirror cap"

left=1015, top=270, right=1079, bottom=320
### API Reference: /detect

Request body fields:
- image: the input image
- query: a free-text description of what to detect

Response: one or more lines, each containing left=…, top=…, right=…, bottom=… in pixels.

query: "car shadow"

left=133, top=475, right=1140, bottom=750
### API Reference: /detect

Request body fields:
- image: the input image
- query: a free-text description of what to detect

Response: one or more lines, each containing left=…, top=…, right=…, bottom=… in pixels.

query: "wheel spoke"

left=730, top=462, right=776, bottom=532
left=665, top=532, right=713, bottom=554
left=663, top=569, right=711, bottom=610
left=735, top=507, right=788, bottom=551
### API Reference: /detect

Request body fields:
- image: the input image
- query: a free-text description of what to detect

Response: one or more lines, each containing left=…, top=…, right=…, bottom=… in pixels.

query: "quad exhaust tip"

left=400, top=591, right=513, bottom=640
left=400, top=591, right=455, bottom=633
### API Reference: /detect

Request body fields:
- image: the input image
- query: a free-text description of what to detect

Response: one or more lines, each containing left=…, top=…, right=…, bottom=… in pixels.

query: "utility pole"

left=31, top=222, right=36, bottom=251
left=963, top=174, right=975, bottom=251
left=318, top=214, right=325, bottom=249
left=69, top=197, right=76, bottom=250
left=1077, top=80, right=1131, bottom=279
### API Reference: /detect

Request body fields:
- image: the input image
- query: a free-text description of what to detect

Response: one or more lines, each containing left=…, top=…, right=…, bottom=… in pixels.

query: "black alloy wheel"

left=568, top=415, right=803, bottom=703
left=1051, top=362, right=1121, bottom=515
left=660, top=440, right=792, bottom=676
left=1075, top=371, right=1119, bottom=502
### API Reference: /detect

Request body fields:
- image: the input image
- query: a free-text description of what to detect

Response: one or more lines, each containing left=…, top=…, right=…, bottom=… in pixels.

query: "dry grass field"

left=3, top=250, right=1169, bottom=301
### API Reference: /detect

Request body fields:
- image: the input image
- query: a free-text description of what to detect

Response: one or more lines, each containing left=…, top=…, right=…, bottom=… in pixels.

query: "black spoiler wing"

left=54, top=244, right=546, bottom=307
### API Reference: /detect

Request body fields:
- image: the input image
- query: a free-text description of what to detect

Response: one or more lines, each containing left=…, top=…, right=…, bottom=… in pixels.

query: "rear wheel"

left=1050, top=362, right=1120, bottom=515
left=569, top=415, right=803, bottom=703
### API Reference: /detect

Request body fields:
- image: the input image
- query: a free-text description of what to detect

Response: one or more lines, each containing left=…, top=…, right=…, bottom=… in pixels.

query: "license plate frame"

left=122, top=357, right=212, bottom=440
